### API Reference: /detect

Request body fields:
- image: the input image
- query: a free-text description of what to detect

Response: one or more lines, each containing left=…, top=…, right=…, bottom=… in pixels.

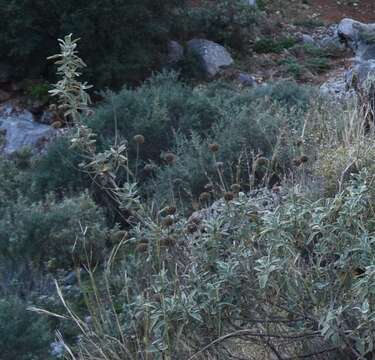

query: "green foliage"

left=180, top=0, right=258, bottom=50
left=24, top=82, right=50, bottom=103
left=53, top=171, right=375, bottom=359
left=30, top=136, right=88, bottom=198
left=253, top=36, right=297, bottom=53
left=294, top=18, right=325, bottom=29
left=48, top=34, right=92, bottom=122
left=0, top=0, right=185, bottom=87
left=0, top=192, right=108, bottom=267
left=87, top=73, right=312, bottom=163
left=0, top=296, right=53, bottom=360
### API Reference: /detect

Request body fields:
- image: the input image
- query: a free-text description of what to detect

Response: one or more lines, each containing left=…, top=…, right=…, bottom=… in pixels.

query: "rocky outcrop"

left=338, top=18, right=375, bottom=61
left=320, top=19, right=375, bottom=100
left=187, top=39, right=234, bottom=77
left=0, top=104, right=56, bottom=154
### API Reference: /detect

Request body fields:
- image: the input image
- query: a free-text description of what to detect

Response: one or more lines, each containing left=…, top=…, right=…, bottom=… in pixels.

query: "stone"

left=300, top=34, right=315, bottom=46
left=187, top=39, right=234, bottom=77
left=0, top=104, right=56, bottom=154
left=353, top=59, right=375, bottom=84
left=319, top=73, right=356, bottom=101
left=338, top=18, right=375, bottom=60
left=237, top=72, right=256, bottom=87
left=167, top=40, right=184, bottom=64
left=334, top=18, right=375, bottom=93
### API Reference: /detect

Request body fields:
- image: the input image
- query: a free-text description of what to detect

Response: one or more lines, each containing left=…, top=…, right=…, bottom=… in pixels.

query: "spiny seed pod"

left=162, top=215, right=174, bottom=228
left=136, top=243, right=148, bottom=252
left=224, top=191, right=234, bottom=202
left=230, top=183, right=241, bottom=193
left=51, top=121, right=63, bottom=129
left=208, top=143, right=219, bottom=152
left=215, top=161, right=224, bottom=169
left=186, top=223, right=198, bottom=234
left=133, top=134, right=145, bottom=145
left=165, top=206, right=177, bottom=215
left=300, top=155, right=308, bottom=163
left=292, top=158, right=302, bottom=167
left=199, top=192, right=211, bottom=202
left=164, top=152, right=177, bottom=165
left=160, top=236, right=175, bottom=247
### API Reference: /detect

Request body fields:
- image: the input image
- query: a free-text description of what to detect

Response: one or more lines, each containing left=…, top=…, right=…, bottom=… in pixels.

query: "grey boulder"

left=0, top=104, right=56, bottom=154
left=187, top=39, right=234, bottom=77
left=338, top=18, right=375, bottom=60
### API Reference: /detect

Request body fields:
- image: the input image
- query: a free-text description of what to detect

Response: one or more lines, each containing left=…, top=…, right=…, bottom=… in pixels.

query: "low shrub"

left=30, top=135, right=89, bottom=199
left=253, top=36, right=297, bottom=53
left=0, top=295, right=53, bottom=360
left=179, top=0, right=258, bottom=51
left=51, top=171, right=375, bottom=359
left=0, top=192, right=109, bottom=267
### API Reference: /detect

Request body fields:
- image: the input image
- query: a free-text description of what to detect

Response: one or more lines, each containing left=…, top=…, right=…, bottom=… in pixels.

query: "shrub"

left=51, top=171, right=375, bottom=359
left=147, top=100, right=304, bottom=204
left=314, top=139, right=375, bottom=196
left=179, top=0, right=258, bottom=51
left=30, top=135, right=89, bottom=199
left=0, top=192, right=108, bottom=267
left=87, top=73, right=313, bottom=166
left=253, top=36, right=297, bottom=53
left=0, top=295, right=53, bottom=360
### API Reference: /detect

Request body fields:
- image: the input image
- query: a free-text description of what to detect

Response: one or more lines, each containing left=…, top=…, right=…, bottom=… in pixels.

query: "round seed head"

left=160, top=236, right=175, bottom=247
left=199, top=192, right=211, bottom=202
left=133, top=134, right=145, bottom=145
left=164, top=152, right=177, bottom=165
left=223, top=191, right=234, bottom=202
left=208, top=143, right=219, bottom=152
left=165, top=206, right=177, bottom=215
left=186, top=223, right=198, bottom=234
left=136, top=243, right=148, bottom=252
left=230, top=183, right=241, bottom=193
left=255, top=156, right=268, bottom=167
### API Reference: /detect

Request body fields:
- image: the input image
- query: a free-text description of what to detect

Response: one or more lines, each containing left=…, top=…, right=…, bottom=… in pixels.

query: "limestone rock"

left=187, top=39, right=234, bottom=77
